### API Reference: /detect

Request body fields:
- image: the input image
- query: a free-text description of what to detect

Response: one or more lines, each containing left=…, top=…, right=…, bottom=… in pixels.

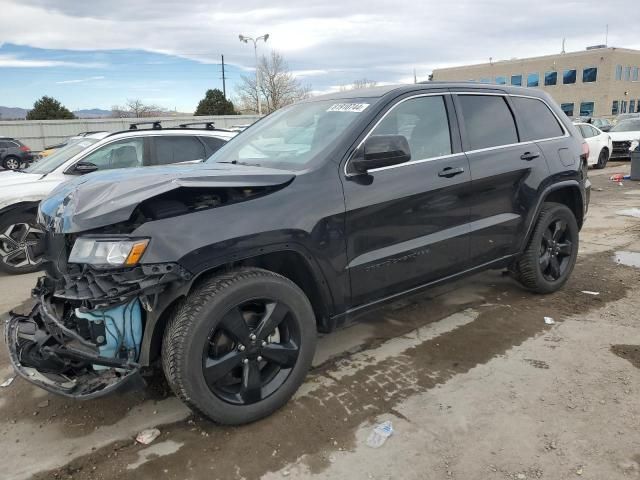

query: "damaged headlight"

left=69, top=238, right=149, bottom=267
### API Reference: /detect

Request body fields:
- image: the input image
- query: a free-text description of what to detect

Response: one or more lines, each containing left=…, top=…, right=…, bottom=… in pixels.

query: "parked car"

left=614, top=113, right=640, bottom=124
left=574, top=122, right=612, bottom=168
left=589, top=117, right=612, bottom=132
left=6, top=83, right=590, bottom=425
left=0, top=125, right=235, bottom=274
left=0, top=137, right=33, bottom=170
left=39, top=131, right=106, bottom=158
left=609, top=119, right=640, bottom=160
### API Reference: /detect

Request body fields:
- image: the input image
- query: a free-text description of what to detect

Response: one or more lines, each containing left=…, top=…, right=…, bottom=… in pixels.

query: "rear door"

left=148, top=135, right=208, bottom=166
left=454, top=92, right=551, bottom=266
left=342, top=92, right=472, bottom=307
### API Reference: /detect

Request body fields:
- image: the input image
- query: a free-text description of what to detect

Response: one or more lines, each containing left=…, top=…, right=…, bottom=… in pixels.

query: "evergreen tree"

left=194, top=89, right=235, bottom=115
left=26, top=96, right=76, bottom=120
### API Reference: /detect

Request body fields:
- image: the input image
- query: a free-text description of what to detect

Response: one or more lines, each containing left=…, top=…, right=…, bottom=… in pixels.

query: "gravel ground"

left=1, top=163, right=639, bottom=480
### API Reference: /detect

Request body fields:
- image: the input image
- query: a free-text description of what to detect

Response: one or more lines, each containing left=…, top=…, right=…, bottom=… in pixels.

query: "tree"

left=194, top=89, right=235, bottom=115
left=111, top=99, right=165, bottom=118
left=26, top=96, right=76, bottom=120
left=339, top=78, right=378, bottom=91
left=236, top=51, right=310, bottom=114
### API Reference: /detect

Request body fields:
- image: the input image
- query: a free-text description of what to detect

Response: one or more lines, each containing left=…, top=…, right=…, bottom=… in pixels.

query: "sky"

left=0, top=0, right=639, bottom=112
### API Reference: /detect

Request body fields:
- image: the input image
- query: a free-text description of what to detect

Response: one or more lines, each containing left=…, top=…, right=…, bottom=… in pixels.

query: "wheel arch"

left=0, top=201, right=40, bottom=219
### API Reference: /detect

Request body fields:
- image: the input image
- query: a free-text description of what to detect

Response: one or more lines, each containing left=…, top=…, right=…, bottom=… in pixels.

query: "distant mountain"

left=0, top=106, right=112, bottom=120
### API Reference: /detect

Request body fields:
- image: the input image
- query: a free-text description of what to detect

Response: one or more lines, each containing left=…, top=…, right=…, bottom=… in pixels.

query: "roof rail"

left=178, top=122, right=216, bottom=130
left=129, top=121, right=162, bottom=130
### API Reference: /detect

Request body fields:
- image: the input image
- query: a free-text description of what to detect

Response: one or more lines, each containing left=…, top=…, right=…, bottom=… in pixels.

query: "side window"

left=80, top=138, right=144, bottom=170
left=577, top=125, right=591, bottom=138
left=458, top=95, right=518, bottom=150
left=369, top=95, right=452, bottom=160
left=201, top=136, right=226, bottom=155
left=588, top=126, right=600, bottom=137
left=0, top=142, right=9, bottom=149
left=152, top=136, right=206, bottom=165
left=510, top=96, right=564, bottom=141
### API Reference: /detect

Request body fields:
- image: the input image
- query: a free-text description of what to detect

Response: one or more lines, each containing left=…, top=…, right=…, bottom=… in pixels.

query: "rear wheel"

left=0, top=212, right=45, bottom=275
left=595, top=148, right=608, bottom=169
left=3, top=156, right=21, bottom=170
left=162, top=268, right=317, bottom=425
left=516, top=202, right=579, bottom=294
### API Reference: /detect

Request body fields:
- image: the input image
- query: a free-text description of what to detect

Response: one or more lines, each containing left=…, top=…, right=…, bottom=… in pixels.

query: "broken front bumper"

left=5, top=301, right=145, bottom=399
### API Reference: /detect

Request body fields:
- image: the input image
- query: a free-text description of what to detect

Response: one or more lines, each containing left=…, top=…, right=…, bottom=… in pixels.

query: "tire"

left=162, top=268, right=317, bottom=425
left=516, top=202, right=579, bottom=294
left=3, top=156, right=21, bottom=171
left=0, top=211, right=45, bottom=275
left=594, top=148, right=608, bottom=169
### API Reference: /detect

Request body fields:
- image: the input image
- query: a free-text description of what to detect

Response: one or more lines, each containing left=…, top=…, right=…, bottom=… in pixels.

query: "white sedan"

left=574, top=122, right=612, bottom=169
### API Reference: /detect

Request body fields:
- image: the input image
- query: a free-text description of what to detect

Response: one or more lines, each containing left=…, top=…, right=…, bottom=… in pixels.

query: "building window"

left=615, top=65, right=623, bottom=80
left=544, top=71, right=557, bottom=86
left=637, top=100, right=640, bottom=113
left=561, top=103, right=574, bottom=117
left=527, top=73, right=539, bottom=87
left=480, top=78, right=491, bottom=84
left=621, top=100, right=628, bottom=113
left=579, top=102, right=594, bottom=116
left=633, top=67, right=639, bottom=82
left=511, top=74, right=522, bottom=86
left=631, top=100, right=637, bottom=114
left=612, top=100, right=619, bottom=115
left=563, top=69, right=576, bottom=84
left=494, top=76, right=506, bottom=85
left=624, top=66, right=631, bottom=81
left=582, top=67, right=597, bottom=83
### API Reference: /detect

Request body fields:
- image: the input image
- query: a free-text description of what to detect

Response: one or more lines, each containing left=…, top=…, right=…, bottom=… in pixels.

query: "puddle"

left=611, top=345, right=640, bottom=369
left=613, top=251, right=640, bottom=268
left=616, top=208, right=640, bottom=218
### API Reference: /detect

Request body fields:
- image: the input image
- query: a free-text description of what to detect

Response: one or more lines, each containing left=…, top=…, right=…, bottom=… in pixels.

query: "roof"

left=104, top=128, right=236, bottom=140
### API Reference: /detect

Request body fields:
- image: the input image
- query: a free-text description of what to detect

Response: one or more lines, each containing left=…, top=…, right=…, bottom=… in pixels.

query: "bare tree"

left=236, top=51, right=310, bottom=114
left=111, top=99, right=165, bottom=118
left=340, top=78, right=378, bottom=91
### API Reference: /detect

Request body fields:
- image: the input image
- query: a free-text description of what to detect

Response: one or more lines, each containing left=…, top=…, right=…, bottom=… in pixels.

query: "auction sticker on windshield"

left=327, top=103, right=369, bottom=113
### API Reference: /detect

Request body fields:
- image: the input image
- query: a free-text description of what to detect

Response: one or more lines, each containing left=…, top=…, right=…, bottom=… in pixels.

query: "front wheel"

left=3, top=156, right=21, bottom=171
left=594, top=148, right=608, bottom=169
left=0, top=212, right=45, bottom=274
left=516, top=202, right=579, bottom=294
left=162, top=268, right=317, bottom=425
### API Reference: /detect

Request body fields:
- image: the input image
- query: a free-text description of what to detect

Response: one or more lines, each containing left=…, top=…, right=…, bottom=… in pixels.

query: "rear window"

left=458, top=95, right=518, bottom=150
left=511, top=96, right=565, bottom=141
left=152, top=136, right=207, bottom=165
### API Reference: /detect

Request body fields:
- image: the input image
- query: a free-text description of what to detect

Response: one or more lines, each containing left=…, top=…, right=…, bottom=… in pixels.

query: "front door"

left=342, top=93, right=472, bottom=307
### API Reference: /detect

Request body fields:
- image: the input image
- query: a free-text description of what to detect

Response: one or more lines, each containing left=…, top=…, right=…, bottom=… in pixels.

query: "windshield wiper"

left=216, top=160, right=262, bottom=167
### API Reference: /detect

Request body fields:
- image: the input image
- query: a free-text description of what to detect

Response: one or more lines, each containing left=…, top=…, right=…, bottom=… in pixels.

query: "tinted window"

left=371, top=96, right=451, bottom=160
left=563, top=69, right=576, bottom=84
left=153, top=136, right=206, bottom=165
left=579, top=102, right=594, bottom=116
left=527, top=73, right=539, bottom=87
left=511, top=97, right=564, bottom=141
left=511, top=75, right=522, bottom=86
left=544, top=72, right=557, bottom=86
left=0, top=142, right=9, bottom=148
left=582, top=68, right=597, bottom=83
left=561, top=103, right=574, bottom=116
left=201, top=136, right=226, bottom=154
left=631, top=100, right=636, bottom=114
left=81, top=138, right=144, bottom=170
left=612, top=100, right=619, bottom=115
left=458, top=95, right=518, bottom=150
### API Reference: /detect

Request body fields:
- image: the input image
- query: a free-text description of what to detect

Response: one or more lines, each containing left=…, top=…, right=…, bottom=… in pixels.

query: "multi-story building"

left=431, top=46, right=640, bottom=118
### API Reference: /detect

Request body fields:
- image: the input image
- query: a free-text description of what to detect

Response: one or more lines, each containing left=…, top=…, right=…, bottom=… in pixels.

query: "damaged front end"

left=5, top=243, right=191, bottom=399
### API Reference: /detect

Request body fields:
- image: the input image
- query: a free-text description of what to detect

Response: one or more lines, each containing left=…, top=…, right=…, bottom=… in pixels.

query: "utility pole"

left=413, top=68, right=417, bottom=84
left=221, top=54, right=227, bottom=99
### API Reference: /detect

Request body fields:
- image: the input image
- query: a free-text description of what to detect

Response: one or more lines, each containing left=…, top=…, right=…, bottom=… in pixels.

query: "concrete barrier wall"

left=0, top=115, right=261, bottom=151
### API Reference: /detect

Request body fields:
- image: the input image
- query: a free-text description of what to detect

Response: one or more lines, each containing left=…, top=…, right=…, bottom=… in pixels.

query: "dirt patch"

left=30, top=250, right=638, bottom=480
left=611, top=345, right=640, bottom=369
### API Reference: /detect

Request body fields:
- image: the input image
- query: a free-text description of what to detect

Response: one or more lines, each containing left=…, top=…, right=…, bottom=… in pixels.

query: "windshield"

left=206, top=99, right=374, bottom=170
left=25, top=138, right=100, bottom=174
left=611, top=120, right=640, bottom=132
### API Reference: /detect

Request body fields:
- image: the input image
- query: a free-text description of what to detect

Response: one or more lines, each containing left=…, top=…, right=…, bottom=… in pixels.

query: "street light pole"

left=239, top=33, right=269, bottom=115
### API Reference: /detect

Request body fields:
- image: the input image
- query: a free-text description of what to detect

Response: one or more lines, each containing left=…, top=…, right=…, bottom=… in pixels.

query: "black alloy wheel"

left=538, top=219, right=573, bottom=282
left=0, top=215, right=45, bottom=274
left=203, top=298, right=300, bottom=405
left=595, top=149, right=608, bottom=169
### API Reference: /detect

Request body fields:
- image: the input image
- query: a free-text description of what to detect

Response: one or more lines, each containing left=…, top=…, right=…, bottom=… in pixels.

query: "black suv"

left=6, top=83, right=590, bottom=425
left=0, top=137, right=33, bottom=170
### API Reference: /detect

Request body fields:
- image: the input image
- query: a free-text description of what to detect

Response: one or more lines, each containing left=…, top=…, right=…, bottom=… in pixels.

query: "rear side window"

left=201, top=136, right=226, bottom=155
left=511, top=96, right=564, bottom=141
left=458, top=95, right=518, bottom=150
left=152, top=136, right=206, bottom=165
left=371, top=95, right=452, bottom=160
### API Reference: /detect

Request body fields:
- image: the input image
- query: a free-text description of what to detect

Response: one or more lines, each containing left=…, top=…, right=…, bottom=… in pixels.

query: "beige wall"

left=432, top=48, right=640, bottom=118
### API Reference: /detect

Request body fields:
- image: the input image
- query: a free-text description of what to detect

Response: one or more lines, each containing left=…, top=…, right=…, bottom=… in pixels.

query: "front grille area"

left=612, top=141, right=632, bottom=158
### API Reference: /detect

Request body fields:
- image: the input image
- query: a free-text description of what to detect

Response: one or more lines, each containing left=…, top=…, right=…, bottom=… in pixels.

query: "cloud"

left=56, top=76, right=105, bottom=84
left=0, top=54, right=104, bottom=68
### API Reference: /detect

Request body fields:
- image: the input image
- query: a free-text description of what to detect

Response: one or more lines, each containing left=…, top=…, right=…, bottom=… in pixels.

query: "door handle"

left=520, top=151, right=540, bottom=161
left=438, top=166, right=465, bottom=178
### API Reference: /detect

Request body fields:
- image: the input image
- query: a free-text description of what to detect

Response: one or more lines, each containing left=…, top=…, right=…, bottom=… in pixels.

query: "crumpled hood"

left=609, top=131, right=640, bottom=142
left=39, top=163, right=296, bottom=233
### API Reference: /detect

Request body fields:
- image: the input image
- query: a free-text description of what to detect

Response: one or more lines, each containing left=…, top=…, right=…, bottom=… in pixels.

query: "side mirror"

left=72, top=161, right=99, bottom=174
left=600, top=125, right=611, bottom=132
left=350, top=135, right=411, bottom=174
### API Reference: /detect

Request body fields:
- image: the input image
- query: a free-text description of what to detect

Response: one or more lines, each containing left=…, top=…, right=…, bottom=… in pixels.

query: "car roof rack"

left=129, top=121, right=162, bottom=130
left=177, top=122, right=234, bottom=132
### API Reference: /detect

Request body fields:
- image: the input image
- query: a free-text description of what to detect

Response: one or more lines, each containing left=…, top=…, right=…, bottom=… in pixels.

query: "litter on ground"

left=136, top=428, right=161, bottom=445
left=581, top=291, right=600, bottom=295
left=616, top=208, right=640, bottom=219
left=1, top=376, right=15, bottom=388
left=544, top=317, right=555, bottom=325
left=366, top=421, right=394, bottom=448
